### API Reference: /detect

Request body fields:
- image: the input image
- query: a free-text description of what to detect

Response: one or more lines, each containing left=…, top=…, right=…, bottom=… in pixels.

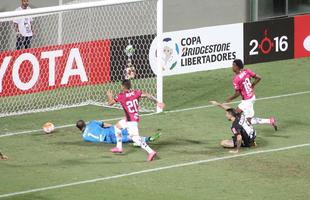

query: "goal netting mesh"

left=0, top=0, right=158, bottom=117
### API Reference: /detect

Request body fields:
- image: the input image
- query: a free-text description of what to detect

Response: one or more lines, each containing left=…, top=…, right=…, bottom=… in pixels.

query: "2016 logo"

left=249, top=29, right=289, bottom=56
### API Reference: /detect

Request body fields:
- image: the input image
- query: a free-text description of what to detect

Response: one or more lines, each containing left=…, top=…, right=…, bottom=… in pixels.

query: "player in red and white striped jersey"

left=107, top=80, right=165, bottom=161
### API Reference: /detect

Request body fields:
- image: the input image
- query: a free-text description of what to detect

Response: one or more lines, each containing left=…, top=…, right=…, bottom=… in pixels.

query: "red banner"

left=294, top=14, right=310, bottom=58
left=0, top=40, right=111, bottom=97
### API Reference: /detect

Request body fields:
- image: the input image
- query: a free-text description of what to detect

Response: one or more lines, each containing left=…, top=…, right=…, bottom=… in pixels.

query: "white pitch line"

left=0, top=117, right=124, bottom=138
left=1, top=90, right=310, bottom=138
left=0, top=143, right=309, bottom=198
left=165, top=90, right=310, bottom=114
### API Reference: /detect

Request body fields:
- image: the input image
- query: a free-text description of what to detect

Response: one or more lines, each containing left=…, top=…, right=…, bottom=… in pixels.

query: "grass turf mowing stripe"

left=1, top=90, right=310, bottom=138
left=0, top=143, right=309, bottom=198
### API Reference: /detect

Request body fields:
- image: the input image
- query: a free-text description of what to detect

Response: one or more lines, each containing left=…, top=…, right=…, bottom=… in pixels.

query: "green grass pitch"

left=0, top=57, right=310, bottom=200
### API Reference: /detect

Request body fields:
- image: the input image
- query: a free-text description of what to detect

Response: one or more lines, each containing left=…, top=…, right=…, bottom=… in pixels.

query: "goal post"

left=156, top=0, right=163, bottom=113
left=0, top=0, right=163, bottom=117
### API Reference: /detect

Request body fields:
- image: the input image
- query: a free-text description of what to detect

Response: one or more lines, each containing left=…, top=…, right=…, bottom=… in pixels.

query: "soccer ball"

left=43, top=122, right=55, bottom=134
left=124, top=45, right=135, bottom=57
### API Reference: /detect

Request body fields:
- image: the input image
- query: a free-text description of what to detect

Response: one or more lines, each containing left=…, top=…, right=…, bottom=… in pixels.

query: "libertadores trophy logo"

left=148, top=37, right=180, bottom=75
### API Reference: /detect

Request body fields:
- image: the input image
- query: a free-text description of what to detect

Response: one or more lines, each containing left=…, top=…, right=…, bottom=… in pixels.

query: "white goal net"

left=0, top=0, right=162, bottom=117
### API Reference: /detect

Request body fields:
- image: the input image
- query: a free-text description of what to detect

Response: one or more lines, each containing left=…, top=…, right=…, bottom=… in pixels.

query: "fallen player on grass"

left=76, top=120, right=161, bottom=146
left=209, top=101, right=257, bottom=153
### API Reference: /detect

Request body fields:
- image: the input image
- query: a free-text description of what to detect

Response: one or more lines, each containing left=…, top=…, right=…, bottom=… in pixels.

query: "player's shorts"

left=118, top=119, right=139, bottom=136
left=105, top=128, right=130, bottom=144
left=232, top=131, right=256, bottom=147
left=238, top=95, right=256, bottom=118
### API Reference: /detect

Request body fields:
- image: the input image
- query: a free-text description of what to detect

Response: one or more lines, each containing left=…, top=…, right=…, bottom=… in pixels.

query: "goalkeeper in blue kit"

left=76, top=120, right=160, bottom=145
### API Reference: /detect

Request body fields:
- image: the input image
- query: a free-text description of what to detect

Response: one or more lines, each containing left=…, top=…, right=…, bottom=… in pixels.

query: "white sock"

left=114, top=126, right=122, bottom=149
left=132, top=136, right=154, bottom=154
left=251, top=117, right=270, bottom=125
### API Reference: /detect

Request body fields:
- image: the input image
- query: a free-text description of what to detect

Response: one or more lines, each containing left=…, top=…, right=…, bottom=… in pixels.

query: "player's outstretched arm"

left=106, top=90, right=116, bottom=106
left=209, top=101, right=232, bottom=110
left=141, top=92, right=165, bottom=109
left=226, top=90, right=241, bottom=103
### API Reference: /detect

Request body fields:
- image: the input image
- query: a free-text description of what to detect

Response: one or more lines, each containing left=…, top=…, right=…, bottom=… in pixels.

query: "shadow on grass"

left=55, top=140, right=102, bottom=147
left=150, top=138, right=207, bottom=150
left=152, top=136, right=271, bottom=156
left=4, top=193, right=55, bottom=200
left=256, top=119, right=310, bottom=139
left=255, top=136, right=269, bottom=148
